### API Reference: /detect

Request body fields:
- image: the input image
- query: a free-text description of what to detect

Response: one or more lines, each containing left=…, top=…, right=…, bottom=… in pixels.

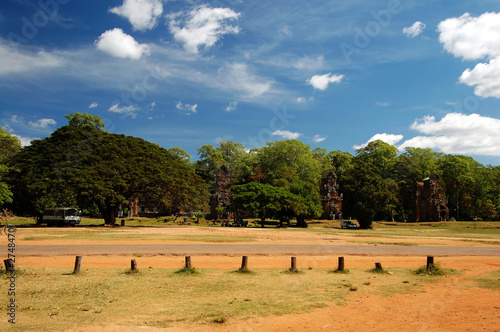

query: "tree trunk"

left=260, top=217, right=265, bottom=228
left=101, top=204, right=118, bottom=225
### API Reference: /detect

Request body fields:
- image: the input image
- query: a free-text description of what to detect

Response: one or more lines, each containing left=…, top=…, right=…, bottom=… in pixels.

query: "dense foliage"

left=2, top=114, right=499, bottom=227
left=7, top=119, right=208, bottom=224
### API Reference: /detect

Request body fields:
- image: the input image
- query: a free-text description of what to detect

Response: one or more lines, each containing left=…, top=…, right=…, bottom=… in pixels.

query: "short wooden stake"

left=291, top=257, right=297, bottom=270
left=426, top=256, right=434, bottom=270
left=4, top=259, right=15, bottom=272
left=121, top=219, right=125, bottom=226
left=241, top=256, right=248, bottom=270
left=131, top=259, right=137, bottom=271
left=375, top=262, right=383, bottom=270
left=185, top=256, right=192, bottom=269
left=337, top=257, right=345, bottom=271
left=73, top=256, right=82, bottom=274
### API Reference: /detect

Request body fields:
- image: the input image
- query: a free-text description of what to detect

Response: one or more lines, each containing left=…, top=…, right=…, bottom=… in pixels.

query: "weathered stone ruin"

left=210, top=165, right=233, bottom=219
left=320, top=170, right=343, bottom=220
left=412, top=174, right=449, bottom=222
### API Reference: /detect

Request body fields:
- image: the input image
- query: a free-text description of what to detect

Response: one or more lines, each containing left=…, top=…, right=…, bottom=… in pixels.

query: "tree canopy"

left=8, top=125, right=208, bottom=224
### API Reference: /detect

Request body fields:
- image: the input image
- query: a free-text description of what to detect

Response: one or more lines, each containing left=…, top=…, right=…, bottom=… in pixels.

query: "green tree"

left=343, top=140, right=399, bottom=228
left=0, top=126, right=21, bottom=206
left=168, top=147, right=191, bottom=165
left=9, top=125, right=208, bottom=224
left=229, top=182, right=304, bottom=227
left=194, top=141, right=250, bottom=186
left=65, top=112, right=105, bottom=129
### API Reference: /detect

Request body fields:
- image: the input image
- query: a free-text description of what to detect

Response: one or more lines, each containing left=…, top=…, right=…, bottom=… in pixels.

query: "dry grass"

left=0, top=265, right=449, bottom=331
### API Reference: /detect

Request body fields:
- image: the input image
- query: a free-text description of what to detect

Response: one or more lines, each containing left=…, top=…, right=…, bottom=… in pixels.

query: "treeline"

left=1, top=113, right=499, bottom=227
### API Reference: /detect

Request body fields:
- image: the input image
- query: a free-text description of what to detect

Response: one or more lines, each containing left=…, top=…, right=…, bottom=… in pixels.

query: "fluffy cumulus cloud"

left=399, top=113, right=500, bottom=156
left=176, top=101, right=198, bottom=114
left=28, top=118, right=57, bottom=128
left=438, top=12, right=500, bottom=61
left=438, top=12, right=500, bottom=98
left=312, top=134, right=326, bottom=143
left=353, top=133, right=404, bottom=150
left=403, top=21, right=426, bottom=38
left=459, top=56, right=500, bottom=98
left=110, top=0, right=163, bottom=31
left=307, top=73, right=344, bottom=90
left=168, top=5, right=240, bottom=54
left=272, top=130, right=301, bottom=140
left=14, top=135, right=38, bottom=147
left=95, top=28, right=151, bottom=60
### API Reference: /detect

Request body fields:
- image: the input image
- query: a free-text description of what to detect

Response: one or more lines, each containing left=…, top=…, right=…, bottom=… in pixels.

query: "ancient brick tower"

left=320, top=170, right=343, bottom=220
left=210, top=165, right=233, bottom=219
left=412, top=174, right=449, bottom=222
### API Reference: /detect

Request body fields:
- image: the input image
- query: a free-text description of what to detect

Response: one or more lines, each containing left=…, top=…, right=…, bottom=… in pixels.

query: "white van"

left=41, top=208, right=81, bottom=226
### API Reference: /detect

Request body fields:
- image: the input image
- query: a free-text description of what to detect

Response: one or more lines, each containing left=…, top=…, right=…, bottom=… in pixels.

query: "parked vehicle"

left=39, top=208, right=81, bottom=226
left=340, top=220, right=358, bottom=229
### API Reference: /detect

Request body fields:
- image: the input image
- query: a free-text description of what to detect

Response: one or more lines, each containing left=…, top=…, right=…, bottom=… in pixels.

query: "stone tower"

left=320, top=170, right=343, bottom=220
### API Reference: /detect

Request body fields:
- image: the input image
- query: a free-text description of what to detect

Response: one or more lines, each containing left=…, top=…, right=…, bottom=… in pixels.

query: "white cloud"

left=108, top=103, right=139, bottom=118
left=95, top=28, right=151, bottom=60
left=307, top=73, right=344, bottom=90
left=89, top=102, right=98, bottom=108
left=292, top=56, right=325, bottom=71
left=176, top=101, right=198, bottom=114
left=312, top=134, right=326, bottom=143
left=376, top=101, right=391, bottom=107
left=225, top=100, right=238, bottom=112
left=28, top=118, right=57, bottom=128
left=459, top=57, right=500, bottom=98
left=399, top=113, right=500, bottom=156
left=13, top=135, right=38, bottom=147
left=438, top=12, right=500, bottom=61
left=354, top=133, right=404, bottom=150
left=438, top=12, right=500, bottom=99
left=217, top=62, right=273, bottom=99
left=403, top=21, right=426, bottom=38
left=168, top=5, right=240, bottom=54
left=272, top=130, right=301, bottom=140
left=110, top=0, right=163, bottom=31
left=0, top=41, right=62, bottom=75
left=296, top=97, right=306, bottom=103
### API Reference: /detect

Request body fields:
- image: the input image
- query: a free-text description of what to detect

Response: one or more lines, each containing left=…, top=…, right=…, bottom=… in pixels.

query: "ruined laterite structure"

left=210, top=165, right=234, bottom=219
left=412, top=174, right=449, bottom=222
left=320, top=170, right=343, bottom=220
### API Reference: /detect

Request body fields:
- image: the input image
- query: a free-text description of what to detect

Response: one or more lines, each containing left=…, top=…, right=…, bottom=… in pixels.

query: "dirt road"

left=17, top=243, right=500, bottom=256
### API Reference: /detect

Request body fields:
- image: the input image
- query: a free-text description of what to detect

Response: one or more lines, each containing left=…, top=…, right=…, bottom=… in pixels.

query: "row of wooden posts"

left=3, top=256, right=436, bottom=274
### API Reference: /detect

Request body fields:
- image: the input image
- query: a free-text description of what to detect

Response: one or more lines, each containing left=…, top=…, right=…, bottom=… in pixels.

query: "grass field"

left=0, top=266, right=463, bottom=332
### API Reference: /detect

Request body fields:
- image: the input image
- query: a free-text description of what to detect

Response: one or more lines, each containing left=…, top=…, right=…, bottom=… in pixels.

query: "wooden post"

left=73, top=256, right=82, bottom=274
left=121, top=219, right=125, bottom=226
left=291, top=257, right=297, bottom=270
left=4, top=259, right=15, bottom=272
left=375, top=262, right=382, bottom=270
left=131, top=259, right=137, bottom=271
left=337, top=257, right=345, bottom=271
left=426, top=256, right=434, bottom=269
left=241, top=256, right=248, bottom=270
left=185, top=256, right=191, bottom=269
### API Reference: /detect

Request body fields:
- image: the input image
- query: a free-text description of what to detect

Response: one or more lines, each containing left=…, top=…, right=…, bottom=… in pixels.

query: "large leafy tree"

left=9, top=124, right=208, bottom=224
left=65, top=112, right=106, bottom=129
left=229, top=182, right=304, bottom=227
left=0, top=126, right=21, bottom=206
left=194, top=141, right=251, bottom=186
left=343, top=140, right=399, bottom=228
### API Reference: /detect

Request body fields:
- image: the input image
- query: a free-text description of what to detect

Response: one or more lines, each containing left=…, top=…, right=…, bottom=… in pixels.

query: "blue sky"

left=1, top=0, right=500, bottom=165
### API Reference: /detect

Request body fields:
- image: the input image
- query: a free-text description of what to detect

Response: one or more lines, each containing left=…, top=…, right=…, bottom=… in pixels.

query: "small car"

left=340, top=220, right=358, bottom=229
